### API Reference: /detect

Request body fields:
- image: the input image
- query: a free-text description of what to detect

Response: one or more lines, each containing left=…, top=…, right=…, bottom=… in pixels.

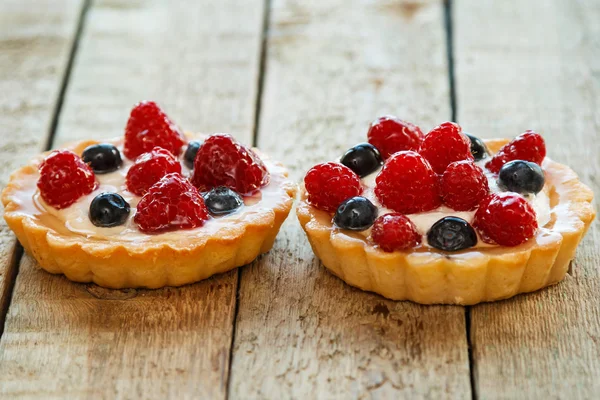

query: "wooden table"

left=0, top=0, right=598, bottom=398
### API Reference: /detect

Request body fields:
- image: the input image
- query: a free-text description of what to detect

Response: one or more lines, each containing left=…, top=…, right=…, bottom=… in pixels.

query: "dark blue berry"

left=82, top=143, right=122, bottom=174
left=427, top=217, right=477, bottom=252
left=497, top=160, right=545, bottom=195
left=465, top=134, right=490, bottom=161
left=184, top=141, right=202, bottom=169
left=340, top=143, right=383, bottom=177
left=333, top=196, right=378, bottom=231
left=203, top=186, right=243, bottom=216
left=89, top=193, right=130, bottom=227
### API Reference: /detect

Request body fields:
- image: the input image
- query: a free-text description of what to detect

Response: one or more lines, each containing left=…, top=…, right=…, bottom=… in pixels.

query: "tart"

left=2, top=101, right=295, bottom=289
left=297, top=117, right=595, bottom=305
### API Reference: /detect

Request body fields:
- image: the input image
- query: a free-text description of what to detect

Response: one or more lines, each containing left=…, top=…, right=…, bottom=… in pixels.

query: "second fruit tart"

left=297, top=117, right=595, bottom=305
left=2, top=101, right=296, bottom=289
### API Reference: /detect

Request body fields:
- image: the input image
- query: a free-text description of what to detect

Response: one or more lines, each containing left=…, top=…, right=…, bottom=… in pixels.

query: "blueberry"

left=89, top=193, right=130, bottom=227
left=497, top=160, right=545, bottom=195
left=203, top=186, right=243, bottom=216
left=427, top=217, right=477, bottom=252
left=82, top=143, right=122, bottom=174
left=333, top=196, right=378, bottom=231
left=184, top=141, right=202, bottom=169
left=465, top=134, right=490, bottom=161
left=340, top=143, right=383, bottom=177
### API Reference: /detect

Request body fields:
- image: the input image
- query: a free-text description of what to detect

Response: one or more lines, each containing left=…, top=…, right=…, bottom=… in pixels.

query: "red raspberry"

left=123, top=101, right=186, bottom=159
left=304, top=162, right=362, bottom=212
left=367, top=116, right=424, bottom=159
left=375, top=151, right=441, bottom=214
left=419, top=122, right=473, bottom=174
left=371, top=213, right=421, bottom=252
left=473, top=192, right=538, bottom=246
left=441, top=161, right=489, bottom=211
left=126, top=147, right=182, bottom=196
left=191, top=134, right=269, bottom=194
left=37, top=150, right=97, bottom=209
left=485, top=130, right=546, bottom=173
left=134, top=173, right=209, bottom=233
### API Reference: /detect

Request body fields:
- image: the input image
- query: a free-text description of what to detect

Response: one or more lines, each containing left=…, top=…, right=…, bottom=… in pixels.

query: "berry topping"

left=203, top=186, right=243, bottom=216
left=473, top=192, right=538, bottom=246
left=82, top=143, right=122, bottom=174
left=485, top=130, right=546, bottom=173
left=419, top=122, right=473, bottom=174
left=184, top=140, right=202, bottom=169
left=367, top=116, right=424, bottom=159
left=134, top=173, right=209, bottom=233
left=333, top=196, right=378, bottom=231
left=123, top=101, right=186, bottom=159
left=304, top=162, right=362, bottom=213
left=497, top=160, right=545, bottom=195
left=375, top=151, right=441, bottom=214
left=371, top=213, right=421, bottom=252
left=37, top=150, right=97, bottom=209
left=126, top=147, right=182, bottom=196
left=465, top=133, right=490, bottom=161
left=191, top=134, right=269, bottom=195
left=427, top=217, right=477, bottom=252
left=441, top=160, right=489, bottom=211
left=89, top=193, right=130, bottom=227
left=340, top=143, right=383, bottom=177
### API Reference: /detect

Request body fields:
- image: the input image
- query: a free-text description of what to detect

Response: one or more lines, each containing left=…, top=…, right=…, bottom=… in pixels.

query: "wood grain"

left=229, top=0, right=471, bottom=398
left=0, top=0, right=265, bottom=398
left=0, top=0, right=84, bottom=329
left=455, top=0, right=600, bottom=397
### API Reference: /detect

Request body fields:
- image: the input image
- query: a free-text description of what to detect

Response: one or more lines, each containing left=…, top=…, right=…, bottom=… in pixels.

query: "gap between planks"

left=443, top=0, right=457, bottom=123
left=0, top=0, right=92, bottom=342
left=227, top=0, right=471, bottom=398
left=45, top=0, right=92, bottom=151
left=455, top=0, right=600, bottom=397
left=443, top=1, right=477, bottom=399
left=226, top=0, right=273, bottom=397
left=0, top=0, right=268, bottom=398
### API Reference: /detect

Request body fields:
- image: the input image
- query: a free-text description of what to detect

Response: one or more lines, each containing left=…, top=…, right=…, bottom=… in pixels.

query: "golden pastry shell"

left=297, top=139, right=595, bottom=305
left=2, top=136, right=296, bottom=289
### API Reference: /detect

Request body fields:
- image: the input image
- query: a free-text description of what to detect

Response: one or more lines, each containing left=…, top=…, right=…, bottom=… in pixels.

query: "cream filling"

left=359, top=159, right=552, bottom=246
left=18, top=142, right=289, bottom=243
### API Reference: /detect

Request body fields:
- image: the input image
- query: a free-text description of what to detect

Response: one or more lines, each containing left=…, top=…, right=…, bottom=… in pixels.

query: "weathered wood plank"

left=230, top=0, right=471, bottom=398
left=0, top=0, right=84, bottom=329
left=455, top=0, right=600, bottom=397
left=0, top=0, right=265, bottom=398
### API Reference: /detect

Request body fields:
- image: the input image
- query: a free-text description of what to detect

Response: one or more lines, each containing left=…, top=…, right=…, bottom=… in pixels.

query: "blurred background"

left=0, top=0, right=598, bottom=399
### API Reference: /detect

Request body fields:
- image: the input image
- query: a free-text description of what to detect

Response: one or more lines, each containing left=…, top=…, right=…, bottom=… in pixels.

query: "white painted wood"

left=0, top=0, right=84, bottom=331
left=0, top=0, right=265, bottom=398
left=455, top=0, right=600, bottom=397
left=230, top=1, right=471, bottom=398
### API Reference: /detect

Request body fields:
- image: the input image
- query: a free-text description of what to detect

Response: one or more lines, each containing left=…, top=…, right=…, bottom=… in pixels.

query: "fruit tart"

left=2, top=101, right=295, bottom=289
left=297, top=117, right=595, bottom=304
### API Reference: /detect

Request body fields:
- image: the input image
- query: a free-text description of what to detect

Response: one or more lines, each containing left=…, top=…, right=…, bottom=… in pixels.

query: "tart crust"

left=297, top=139, right=596, bottom=305
left=2, top=138, right=296, bottom=289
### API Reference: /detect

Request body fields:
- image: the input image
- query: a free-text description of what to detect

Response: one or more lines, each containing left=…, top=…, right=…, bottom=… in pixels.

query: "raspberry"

left=123, top=101, right=186, bottom=159
left=134, top=173, right=209, bottom=233
left=37, top=150, right=97, bottom=209
left=304, top=162, right=362, bottom=213
left=441, top=161, right=489, bottom=211
left=473, top=192, right=538, bottom=246
left=367, top=116, right=424, bottom=158
left=485, top=130, right=546, bottom=173
left=419, top=122, right=473, bottom=174
left=126, top=147, right=182, bottom=196
left=371, top=213, right=421, bottom=252
left=191, top=134, right=269, bottom=194
left=375, top=151, right=441, bottom=214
